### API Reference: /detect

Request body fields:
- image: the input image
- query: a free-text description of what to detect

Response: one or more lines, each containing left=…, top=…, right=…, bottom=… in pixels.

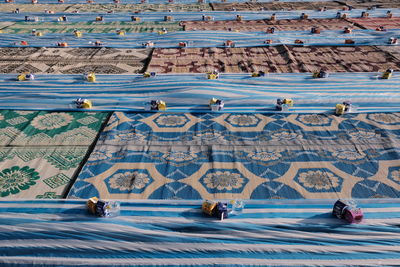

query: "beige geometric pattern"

left=0, top=3, right=211, bottom=13
left=69, top=112, right=400, bottom=200
left=378, top=46, right=400, bottom=62
left=140, top=113, right=205, bottom=133
left=84, top=162, right=175, bottom=199
left=211, top=113, right=274, bottom=132
left=286, top=45, right=400, bottom=73
left=3, top=21, right=183, bottom=34
left=275, top=162, right=363, bottom=199
left=211, top=0, right=400, bottom=11
left=179, top=162, right=266, bottom=200
left=348, top=17, right=400, bottom=30
left=0, top=47, right=152, bottom=74
left=352, top=113, right=400, bottom=130
left=210, top=1, right=344, bottom=11
left=148, top=46, right=301, bottom=73
left=63, top=3, right=211, bottom=13
left=369, top=160, right=400, bottom=192
left=0, top=4, right=71, bottom=13
left=344, top=0, right=400, bottom=10
left=285, top=114, right=347, bottom=131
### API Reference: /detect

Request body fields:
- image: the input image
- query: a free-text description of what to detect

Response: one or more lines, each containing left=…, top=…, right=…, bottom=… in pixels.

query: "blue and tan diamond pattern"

left=68, top=111, right=400, bottom=199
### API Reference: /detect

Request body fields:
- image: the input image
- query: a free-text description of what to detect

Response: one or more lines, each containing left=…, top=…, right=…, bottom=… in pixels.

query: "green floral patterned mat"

left=0, top=110, right=109, bottom=199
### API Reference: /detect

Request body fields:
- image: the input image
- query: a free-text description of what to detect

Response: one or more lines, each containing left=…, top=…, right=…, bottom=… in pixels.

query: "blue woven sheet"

left=0, top=73, right=399, bottom=113
left=0, top=0, right=361, bottom=5
left=2, top=29, right=400, bottom=48
left=68, top=110, right=400, bottom=200
left=0, top=199, right=399, bottom=266
left=1, top=8, right=398, bottom=22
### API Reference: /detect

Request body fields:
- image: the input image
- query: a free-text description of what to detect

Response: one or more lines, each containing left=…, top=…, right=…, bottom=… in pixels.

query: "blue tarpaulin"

left=0, top=199, right=399, bottom=266
left=0, top=73, right=399, bottom=113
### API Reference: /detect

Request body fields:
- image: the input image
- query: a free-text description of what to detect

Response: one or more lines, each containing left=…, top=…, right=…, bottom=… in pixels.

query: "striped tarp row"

left=0, top=73, right=399, bottom=113
left=0, top=199, right=399, bottom=266
left=1, top=29, right=400, bottom=48
left=1, top=9, right=398, bottom=22
left=0, top=0, right=354, bottom=5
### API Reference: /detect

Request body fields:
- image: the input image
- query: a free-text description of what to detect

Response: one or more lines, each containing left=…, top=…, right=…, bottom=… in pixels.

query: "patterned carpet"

left=344, top=0, right=400, bottom=10
left=0, top=110, right=109, bottom=199
left=348, top=17, right=400, bottom=30
left=211, top=1, right=345, bottom=11
left=379, top=45, right=400, bottom=61
left=0, top=1, right=400, bottom=265
left=148, top=45, right=400, bottom=73
left=211, top=0, right=400, bottom=11
left=286, top=45, right=400, bottom=73
left=0, top=47, right=152, bottom=74
left=0, top=3, right=211, bottom=13
left=65, top=3, right=212, bottom=12
left=68, top=111, right=400, bottom=200
left=148, top=46, right=297, bottom=73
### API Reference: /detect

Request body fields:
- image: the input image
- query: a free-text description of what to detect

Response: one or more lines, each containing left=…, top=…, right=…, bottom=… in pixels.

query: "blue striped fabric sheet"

left=0, top=73, right=399, bottom=113
left=0, top=199, right=399, bottom=266
left=2, top=29, right=400, bottom=48
left=0, top=0, right=361, bottom=5
left=1, top=9, right=399, bottom=23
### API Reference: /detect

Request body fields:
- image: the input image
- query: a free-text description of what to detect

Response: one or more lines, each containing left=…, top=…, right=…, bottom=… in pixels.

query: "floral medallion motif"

left=31, top=113, right=73, bottom=130
left=162, top=151, right=198, bottom=162
left=271, top=131, right=302, bottom=141
left=193, top=131, right=225, bottom=143
left=89, top=150, right=113, bottom=161
left=247, top=151, right=281, bottom=161
left=227, top=114, right=259, bottom=127
left=113, top=132, right=146, bottom=142
left=298, top=170, right=340, bottom=191
left=0, top=166, right=40, bottom=197
left=297, top=114, right=330, bottom=125
left=155, top=115, right=188, bottom=127
left=203, top=171, right=244, bottom=190
left=331, top=149, right=366, bottom=161
left=348, top=130, right=379, bottom=141
left=368, top=113, right=399, bottom=124
left=108, top=171, right=150, bottom=191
